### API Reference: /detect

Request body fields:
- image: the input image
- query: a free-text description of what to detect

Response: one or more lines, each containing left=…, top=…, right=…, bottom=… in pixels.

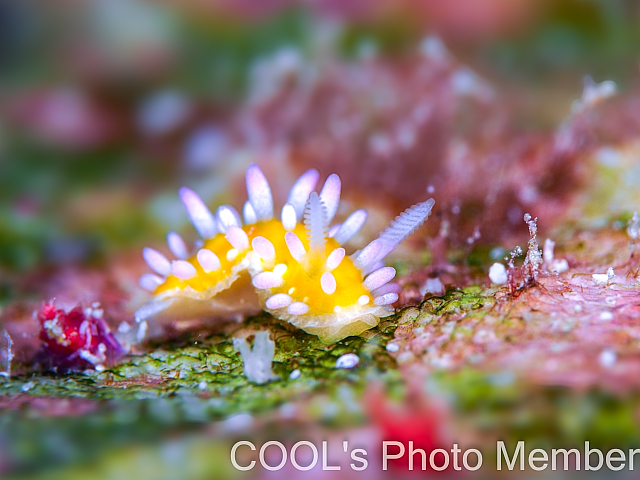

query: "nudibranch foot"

left=260, top=298, right=390, bottom=343
left=135, top=271, right=261, bottom=327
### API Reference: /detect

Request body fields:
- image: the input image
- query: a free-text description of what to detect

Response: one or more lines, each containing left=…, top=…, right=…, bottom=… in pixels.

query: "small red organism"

left=37, top=300, right=124, bottom=372
left=366, top=385, right=454, bottom=475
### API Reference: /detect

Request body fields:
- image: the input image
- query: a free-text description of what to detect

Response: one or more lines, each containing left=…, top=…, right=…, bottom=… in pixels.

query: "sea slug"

left=138, top=164, right=434, bottom=343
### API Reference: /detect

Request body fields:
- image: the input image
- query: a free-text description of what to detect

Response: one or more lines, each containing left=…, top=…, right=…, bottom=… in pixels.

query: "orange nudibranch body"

left=137, top=164, right=434, bottom=343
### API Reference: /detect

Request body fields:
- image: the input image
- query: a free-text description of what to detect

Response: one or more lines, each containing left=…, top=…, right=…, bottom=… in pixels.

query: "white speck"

left=171, top=260, right=197, bottom=280
left=599, top=349, right=616, bottom=368
left=386, top=343, right=399, bottom=353
left=184, top=125, right=227, bottom=169
left=136, top=320, right=148, bottom=343
left=226, top=249, right=239, bottom=261
left=289, top=369, right=301, bottom=380
left=427, top=185, right=435, bottom=194
left=489, top=263, right=508, bottom=284
left=628, top=211, right=640, bottom=240
left=198, top=381, right=207, bottom=390
left=273, top=263, right=287, bottom=277
left=421, top=277, right=444, bottom=296
left=232, top=331, right=279, bottom=384
left=252, top=271, right=284, bottom=290
left=280, top=203, right=297, bottom=232
left=357, top=295, right=370, bottom=306
left=369, top=132, right=394, bottom=156
left=597, top=147, right=621, bottom=167
left=118, top=321, right=131, bottom=333
left=220, top=413, right=253, bottom=433
left=321, top=272, right=337, bottom=295
left=95, top=364, right=105, bottom=373
left=138, top=90, right=190, bottom=135
left=252, top=236, right=276, bottom=263
left=599, top=311, right=613, bottom=321
left=572, top=76, right=616, bottom=114
left=336, top=353, right=359, bottom=369
left=279, top=402, right=297, bottom=418
left=287, top=302, right=309, bottom=315
left=543, top=238, right=569, bottom=273
left=419, top=36, right=450, bottom=62
left=592, top=267, right=615, bottom=285
left=574, top=304, right=583, bottom=313
left=265, top=293, right=292, bottom=310
left=551, top=259, right=569, bottom=273
left=197, top=248, right=221, bottom=273
left=592, top=274, right=608, bottom=284
left=21, top=381, right=35, bottom=392
left=333, top=305, right=342, bottom=313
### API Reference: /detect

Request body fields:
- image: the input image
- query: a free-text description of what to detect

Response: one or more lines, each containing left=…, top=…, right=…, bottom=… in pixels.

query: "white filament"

left=374, top=293, right=399, bottom=306
left=281, top=203, right=297, bottom=231
left=167, top=231, right=189, bottom=259
left=287, top=302, right=309, bottom=315
left=252, top=272, right=284, bottom=289
left=245, top=163, right=273, bottom=221
left=139, top=273, right=164, bottom=292
left=252, top=236, right=276, bottom=263
left=143, top=247, right=171, bottom=276
left=243, top=200, right=257, bottom=224
left=215, top=205, right=242, bottom=233
left=287, top=168, right=320, bottom=220
left=171, top=260, right=197, bottom=280
left=178, top=187, right=218, bottom=239
left=363, top=267, right=396, bottom=291
left=285, top=232, right=306, bottom=263
left=197, top=248, right=221, bottom=273
left=321, top=272, right=337, bottom=295
left=225, top=226, right=249, bottom=251
left=265, top=293, right=293, bottom=309
left=333, top=209, right=367, bottom=245
left=326, top=248, right=345, bottom=271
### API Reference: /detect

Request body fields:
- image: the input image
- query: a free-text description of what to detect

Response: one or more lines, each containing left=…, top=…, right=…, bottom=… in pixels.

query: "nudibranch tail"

left=137, top=162, right=435, bottom=344
left=374, top=198, right=436, bottom=263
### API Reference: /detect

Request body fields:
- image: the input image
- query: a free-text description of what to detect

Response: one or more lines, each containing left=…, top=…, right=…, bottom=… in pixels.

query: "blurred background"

left=2, top=0, right=640, bottom=478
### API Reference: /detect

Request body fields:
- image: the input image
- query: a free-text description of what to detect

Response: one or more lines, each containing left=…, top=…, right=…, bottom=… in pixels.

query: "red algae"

left=37, top=301, right=124, bottom=372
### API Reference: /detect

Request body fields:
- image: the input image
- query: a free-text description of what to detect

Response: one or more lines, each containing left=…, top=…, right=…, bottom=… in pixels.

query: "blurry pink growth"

left=366, top=386, right=451, bottom=474
left=37, top=301, right=124, bottom=372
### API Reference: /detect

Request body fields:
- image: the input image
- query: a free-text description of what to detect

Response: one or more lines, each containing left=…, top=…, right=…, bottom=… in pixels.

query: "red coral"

left=37, top=301, right=124, bottom=372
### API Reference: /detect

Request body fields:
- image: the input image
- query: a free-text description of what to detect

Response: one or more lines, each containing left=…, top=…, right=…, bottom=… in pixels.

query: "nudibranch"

left=137, top=164, right=434, bottom=343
